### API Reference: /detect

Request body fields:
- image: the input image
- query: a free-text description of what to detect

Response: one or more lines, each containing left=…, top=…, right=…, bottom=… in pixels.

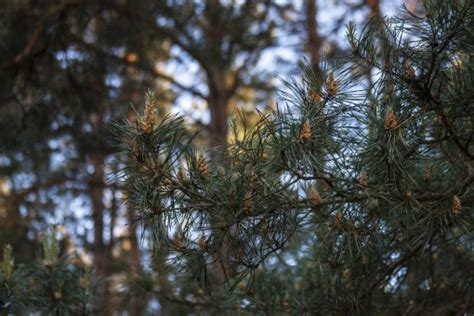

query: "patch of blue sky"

left=54, top=48, right=84, bottom=69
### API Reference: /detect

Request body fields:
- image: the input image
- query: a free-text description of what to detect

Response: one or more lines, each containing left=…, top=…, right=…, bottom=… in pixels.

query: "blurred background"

left=0, top=0, right=421, bottom=313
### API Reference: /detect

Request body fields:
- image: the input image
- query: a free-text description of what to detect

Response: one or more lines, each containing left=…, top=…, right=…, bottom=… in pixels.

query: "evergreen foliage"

left=0, top=228, right=90, bottom=315
left=113, top=0, right=474, bottom=314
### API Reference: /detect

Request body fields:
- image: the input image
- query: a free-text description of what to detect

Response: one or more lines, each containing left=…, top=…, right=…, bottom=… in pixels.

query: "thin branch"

left=0, top=0, right=83, bottom=70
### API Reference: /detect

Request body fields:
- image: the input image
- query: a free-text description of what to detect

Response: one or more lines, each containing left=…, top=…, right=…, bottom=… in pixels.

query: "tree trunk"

left=366, top=0, right=379, bottom=141
left=306, top=0, right=330, bottom=193
left=90, top=153, right=106, bottom=276
left=126, top=206, right=142, bottom=315
left=89, top=17, right=111, bottom=311
left=306, top=0, right=322, bottom=76
left=123, top=62, right=144, bottom=315
left=367, top=0, right=381, bottom=18
left=207, top=68, right=230, bottom=149
left=204, top=64, right=238, bottom=285
left=89, top=150, right=110, bottom=313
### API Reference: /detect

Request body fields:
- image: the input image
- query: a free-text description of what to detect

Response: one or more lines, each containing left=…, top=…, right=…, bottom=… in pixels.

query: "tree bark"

left=90, top=153, right=107, bottom=276
left=88, top=16, right=111, bottom=313
left=306, top=0, right=322, bottom=76
left=306, top=0, right=330, bottom=194
left=123, top=61, right=144, bottom=315
left=367, top=0, right=381, bottom=18
left=202, top=0, right=237, bottom=285
left=207, top=67, right=230, bottom=149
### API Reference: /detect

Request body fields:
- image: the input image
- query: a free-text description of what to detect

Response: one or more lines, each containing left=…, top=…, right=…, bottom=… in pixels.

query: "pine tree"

left=0, top=227, right=90, bottom=315
left=113, top=0, right=473, bottom=314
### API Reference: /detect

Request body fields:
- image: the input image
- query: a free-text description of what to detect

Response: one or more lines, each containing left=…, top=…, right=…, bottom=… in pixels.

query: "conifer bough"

left=112, top=1, right=473, bottom=313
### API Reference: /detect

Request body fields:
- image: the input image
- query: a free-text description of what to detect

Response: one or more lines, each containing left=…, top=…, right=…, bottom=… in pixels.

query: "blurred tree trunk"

left=123, top=60, right=144, bottom=316
left=306, top=0, right=330, bottom=193
left=89, top=115, right=110, bottom=313
left=87, top=16, right=111, bottom=314
left=203, top=0, right=237, bottom=284
left=206, top=66, right=231, bottom=149
left=366, top=0, right=379, bottom=140
left=306, top=0, right=322, bottom=77
left=367, top=0, right=381, bottom=18
left=125, top=61, right=142, bottom=276
left=108, top=184, right=117, bottom=255
left=204, top=0, right=231, bottom=149
left=90, top=151, right=107, bottom=277
left=126, top=207, right=142, bottom=315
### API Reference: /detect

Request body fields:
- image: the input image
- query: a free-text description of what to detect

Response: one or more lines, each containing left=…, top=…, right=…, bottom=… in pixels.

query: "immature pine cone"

left=197, top=154, right=209, bottom=177
left=243, top=197, right=254, bottom=216
left=198, top=235, right=207, bottom=251
left=359, top=172, right=369, bottom=189
left=308, top=188, right=322, bottom=207
left=299, top=120, right=312, bottom=143
left=326, top=72, right=338, bottom=96
left=141, top=93, right=158, bottom=134
left=405, top=63, right=415, bottom=79
left=309, top=90, right=322, bottom=103
left=385, top=111, right=398, bottom=130
left=452, top=195, right=462, bottom=215
left=334, top=211, right=343, bottom=227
